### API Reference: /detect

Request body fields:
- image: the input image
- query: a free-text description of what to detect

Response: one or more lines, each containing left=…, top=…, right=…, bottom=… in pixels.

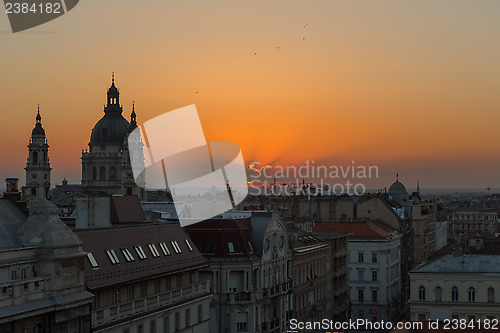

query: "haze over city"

left=1, top=0, right=499, bottom=189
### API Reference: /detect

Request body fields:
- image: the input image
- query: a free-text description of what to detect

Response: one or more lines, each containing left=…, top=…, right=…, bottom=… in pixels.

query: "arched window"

left=127, top=188, right=133, bottom=196
left=488, top=287, right=495, bottom=303
left=92, top=167, right=97, bottom=180
left=419, top=286, right=426, bottom=301
left=99, top=166, right=106, bottom=180
left=31, top=188, right=36, bottom=196
left=468, top=287, right=475, bottom=302
left=435, top=287, right=442, bottom=301
left=32, top=151, right=38, bottom=164
left=109, top=166, right=116, bottom=180
left=452, top=287, right=459, bottom=301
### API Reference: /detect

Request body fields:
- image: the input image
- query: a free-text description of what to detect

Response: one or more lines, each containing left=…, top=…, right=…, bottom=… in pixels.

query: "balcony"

left=0, top=277, right=49, bottom=306
left=92, top=280, right=210, bottom=327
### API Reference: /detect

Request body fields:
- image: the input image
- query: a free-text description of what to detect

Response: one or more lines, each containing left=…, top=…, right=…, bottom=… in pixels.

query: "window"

left=358, top=270, right=364, bottom=281
left=468, top=287, right=476, bottom=302
left=171, top=241, right=182, bottom=254
left=150, top=320, right=156, bottom=333
left=137, top=324, right=143, bottom=333
left=92, top=167, right=97, bottom=180
left=248, top=241, right=254, bottom=252
left=109, top=166, right=116, bottom=180
left=186, top=309, right=190, bottom=328
left=228, top=242, right=235, bottom=253
left=358, top=252, right=364, bottom=263
left=127, top=285, right=134, bottom=301
left=112, top=288, right=120, bottom=304
left=452, top=287, right=458, bottom=301
left=419, top=286, right=426, bottom=301
left=185, top=239, right=193, bottom=251
left=99, top=166, right=106, bottom=180
left=159, top=242, right=171, bottom=256
left=372, top=253, right=377, bottom=263
left=106, top=249, right=120, bottom=264
left=372, top=289, right=378, bottom=302
left=121, top=248, right=135, bottom=262
left=148, top=244, right=160, bottom=257
left=372, top=271, right=378, bottom=281
left=488, top=287, right=495, bottom=303
left=175, top=312, right=180, bottom=331
left=198, top=305, right=203, bottom=323
left=435, top=286, right=442, bottom=301
left=358, top=289, right=364, bottom=302
left=87, top=253, right=99, bottom=268
left=135, top=246, right=147, bottom=259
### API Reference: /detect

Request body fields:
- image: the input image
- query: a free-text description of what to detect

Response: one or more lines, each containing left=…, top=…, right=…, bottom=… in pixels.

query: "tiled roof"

left=75, top=223, right=207, bottom=289
left=184, top=218, right=259, bottom=260
left=110, top=196, right=146, bottom=224
left=313, top=221, right=399, bottom=239
left=286, top=224, right=327, bottom=251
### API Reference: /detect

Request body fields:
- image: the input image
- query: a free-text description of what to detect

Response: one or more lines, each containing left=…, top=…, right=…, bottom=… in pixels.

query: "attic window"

left=148, top=244, right=160, bottom=257
left=185, top=239, right=193, bottom=251
left=134, top=246, right=147, bottom=260
left=121, top=248, right=135, bottom=262
left=87, top=253, right=99, bottom=268
left=248, top=241, right=254, bottom=252
left=159, top=242, right=171, bottom=255
left=228, top=242, right=235, bottom=253
left=171, top=241, right=182, bottom=254
left=106, top=249, right=120, bottom=264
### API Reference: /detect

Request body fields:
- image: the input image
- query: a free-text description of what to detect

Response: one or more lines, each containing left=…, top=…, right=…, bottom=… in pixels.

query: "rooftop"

left=413, top=254, right=500, bottom=274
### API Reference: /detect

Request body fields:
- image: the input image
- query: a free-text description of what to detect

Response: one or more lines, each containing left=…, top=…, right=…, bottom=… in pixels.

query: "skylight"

left=159, top=242, right=171, bottom=255
left=106, top=249, right=120, bottom=264
left=171, top=241, right=182, bottom=254
left=134, top=246, right=147, bottom=260
left=121, top=248, right=135, bottom=262
left=185, top=239, right=193, bottom=251
left=87, top=252, right=99, bottom=268
left=148, top=244, right=160, bottom=257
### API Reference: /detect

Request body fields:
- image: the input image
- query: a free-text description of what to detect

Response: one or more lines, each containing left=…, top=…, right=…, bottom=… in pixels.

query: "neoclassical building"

left=410, top=254, right=500, bottom=322
left=81, top=75, right=145, bottom=200
left=24, top=107, right=51, bottom=203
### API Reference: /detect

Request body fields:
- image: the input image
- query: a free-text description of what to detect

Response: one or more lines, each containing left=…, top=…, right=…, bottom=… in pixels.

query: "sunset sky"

left=1, top=0, right=499, bottom=190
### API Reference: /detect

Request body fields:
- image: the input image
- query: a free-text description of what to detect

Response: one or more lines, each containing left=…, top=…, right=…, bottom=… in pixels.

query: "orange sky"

left=1, top=0, right=499, bottom=190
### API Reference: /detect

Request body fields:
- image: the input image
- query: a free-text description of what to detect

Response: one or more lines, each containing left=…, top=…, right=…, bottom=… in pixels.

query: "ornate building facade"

left=81, top=75, right=145, bottom=200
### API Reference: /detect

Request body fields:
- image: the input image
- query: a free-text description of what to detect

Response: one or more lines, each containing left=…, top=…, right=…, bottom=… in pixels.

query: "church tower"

left=81, top=75, right=145, bottom=200
left=25, top=106, right=51, bottom=201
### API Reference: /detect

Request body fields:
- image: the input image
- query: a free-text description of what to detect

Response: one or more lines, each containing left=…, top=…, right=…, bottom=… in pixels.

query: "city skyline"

left=1, top=0, right=499, bottom=189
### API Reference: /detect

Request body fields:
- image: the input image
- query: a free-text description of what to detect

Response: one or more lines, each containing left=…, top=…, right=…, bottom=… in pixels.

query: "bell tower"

left=25, top=106, right=51, bottom=202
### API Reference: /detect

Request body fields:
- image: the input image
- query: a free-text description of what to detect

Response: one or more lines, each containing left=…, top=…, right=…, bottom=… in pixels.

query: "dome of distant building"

left=90, top=114, right=130, bottom=145
left=388, top=175, right=410, bottom=207
left=389, top=180, right=407, bottom=195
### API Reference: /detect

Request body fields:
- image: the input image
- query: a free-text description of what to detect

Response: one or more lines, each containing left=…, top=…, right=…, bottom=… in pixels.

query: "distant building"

left=81, top=75, right=145, bottom=200
left=185, top=213, right=294, bottom=333
left=0, top=199, right=93, bottom=332
left=75, top=223, right=211, bottom=333
left=447, top=207, right=498, bottom=240
left=314, top=221, right=402, bottom=322
left=410, top=254, right=500, bottom=322
left=24, top=107, right=52, bottom=204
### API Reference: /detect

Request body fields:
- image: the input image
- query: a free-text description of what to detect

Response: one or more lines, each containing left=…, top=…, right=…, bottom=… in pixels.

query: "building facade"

left=185, top=213, right=294, bottom=333
left=76, top=223, right=211, bottom=333
left=0, top=198, right=93, bottom=333
left=447, top=208, right=498, bottom=240
left=410, top=254, right=500, bottom=322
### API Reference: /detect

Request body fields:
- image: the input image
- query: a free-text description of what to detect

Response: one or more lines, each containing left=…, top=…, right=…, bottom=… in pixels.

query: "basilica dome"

left=90, top=113, right=130, bottom=145
left=388, top=179, right=407, bottom=195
